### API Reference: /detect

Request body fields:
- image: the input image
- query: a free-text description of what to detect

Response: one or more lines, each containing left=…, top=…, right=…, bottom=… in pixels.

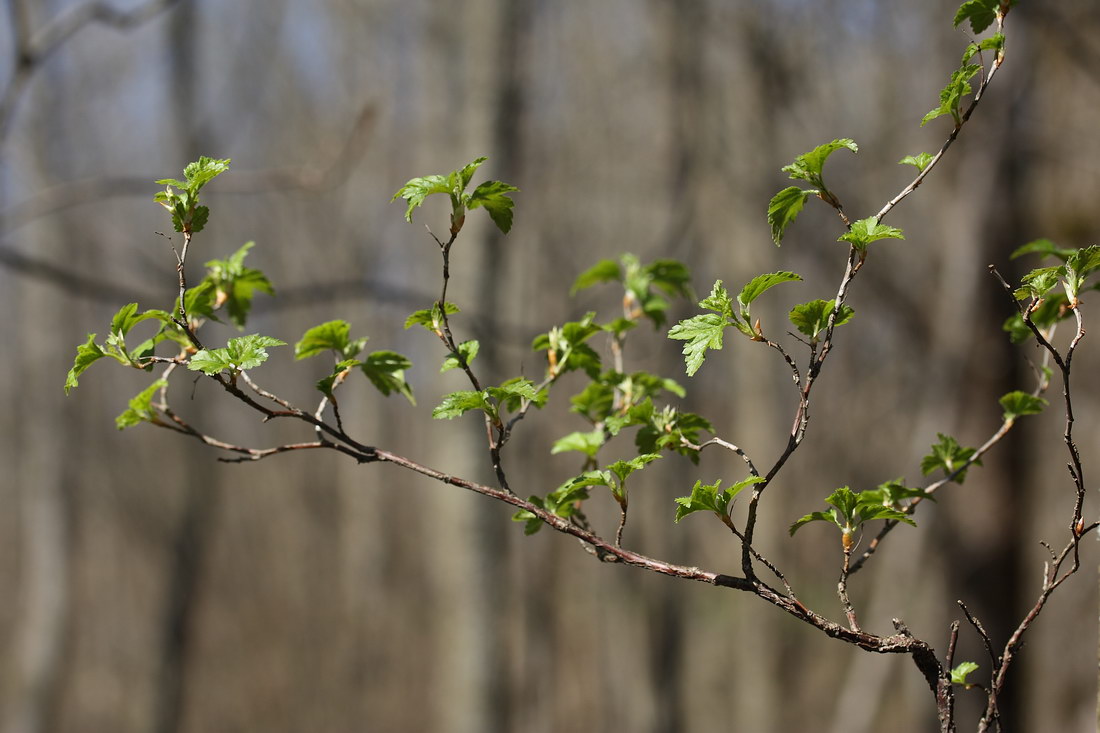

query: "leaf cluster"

left=392, top=156, right=518, bottom=235
left=789, top=486, right=917, bottom=546
left=153, top=156, right=230, bottom=234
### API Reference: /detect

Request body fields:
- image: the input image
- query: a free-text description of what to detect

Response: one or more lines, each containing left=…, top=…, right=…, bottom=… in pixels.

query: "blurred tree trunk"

left=151, top=4, right=219, bottom=731
left=2, top=4, right=76, bottom=732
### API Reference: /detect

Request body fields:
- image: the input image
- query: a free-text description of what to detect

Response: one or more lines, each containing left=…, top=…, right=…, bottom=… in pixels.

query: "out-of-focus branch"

left=0, top=0, right=184, bottom=142
left=0, top=105, right=378, bottom=233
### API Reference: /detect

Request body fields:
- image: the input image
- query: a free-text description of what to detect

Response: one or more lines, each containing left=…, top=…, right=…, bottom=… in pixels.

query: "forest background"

left=2, top=1, right=1099, bottom=732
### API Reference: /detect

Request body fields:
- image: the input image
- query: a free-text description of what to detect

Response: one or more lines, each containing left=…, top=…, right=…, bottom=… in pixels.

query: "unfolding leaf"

left=115, top=379, right=167, bottom=429
left=781, top=139, right=858, bottom=186
left=898, top=153, right=934, bottom=172
left=999, top=391, right=1046, bottom=422
left=361, top=350, right=415, bottom=404
left=466, top=179, right=519, bottom=233
left=571, top=259, right=621, bottom=294
left=768, top=186, right=814, bottom=246
left=65, top=334, right=106, bottom=394
left=668, top=313, right=728, bottom=377
left=838, top=217, right=905, bottom=249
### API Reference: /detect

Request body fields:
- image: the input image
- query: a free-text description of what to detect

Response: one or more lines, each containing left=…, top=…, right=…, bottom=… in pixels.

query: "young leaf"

left=645, top=259, right=693, bottom=299
left=1015, top=266, right=1063, bottom=301
left=188, top=334, right=286, bottom=375
left=837, top=217, right=905, bottom=249
left=789, top=299, right=855, bottom=343
left=768, top=186, right=815, bottom=246
left=668, top=313, right=728, bottom=377
left=405, top=302, right=460, bottom=331
left=999, top=391, right=1046, bottom=422
left=898, top=153, right=934, bottom=172
left=115, top=379, right=167, bottom=429
left=391, top=174, right=452, bottom=223
left=921, top=433, right=981, bottom=483
left=457, top=156, right=488, bottom=189
left=737, top=271, right=802, bottom=310
left=360, top=351, right=415, bottom=404
left=962, top=33, right=1005, bottom=63
left=675, top=475, right=765, bottom=522
left=316, top=359, right=362, bottom=398
left=488, top=377, right=541, bottom=411
left=204, top=241, right=275, bottom=329
left=551, top=429, right=606, bottom=459
left=1010, top=238, right=1075, bottom=262
left=188, top=349, right=234, bottom=375
left=441, top=340, right=479, bottom=373
left=781, top=139, right=858, bottom=187
left=433, top=390, right=491, bottom=420
left=465, top=179, right=519, bottom=234
left=951, top=661, right=980, bottom=686
left=953, top=0, right=1005, bottom=34
left=65, top=334, right=106, bottom=394
left=607, top=453, right=661, bottom=487
left=295, top=320, right=355, bottom=360
left=789, top=511, right=842, bottom=536
left=699, top=280, right=734, bottom=318
left=571, top=259, right=622, bottom=294
left=922, top=64, right=982, bottom=127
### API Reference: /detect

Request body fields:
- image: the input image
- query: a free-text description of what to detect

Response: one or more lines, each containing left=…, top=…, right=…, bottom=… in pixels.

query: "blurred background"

left=2, top=1, right=1099, bottom=731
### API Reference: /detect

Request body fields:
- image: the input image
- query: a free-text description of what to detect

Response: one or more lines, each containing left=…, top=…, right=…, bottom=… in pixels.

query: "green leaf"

left=789, top=511, right=841, bottom=536
left=488, top=377, right=541, bottom=411
left=675, top=476, right=764, bottom=522
left=204, top=242, right=275, bottom=329
left=921, top=433, right=981, bottom=483
left=295, top=320, right=356, bottom=360
left=115, top=379, right=167, bottom=429
left=788, top=299, right=855, bottom=343
left=466, top=179, right=519, bottom=233
left=838, top=217, right=905, bottom=249
left=188, top=349, right=234, bottom=375
left=962, top=33, right=1005, bottom=63
left=316, top=359, right=361, bottom=398
left=361, top=351, right=415, bottom=404
left=953, top=0, right=1001, bottom=34
left=738, top=271, right=802, bottom=310
left=182, top=156, right=231, bottom=192
left=391, top=174, right=452, bottom=223
left=922, top=64, right=982, bottom=127
left=1064, top=245, right=1100, bottom=300
left=668, top=313, right=728, bottom=377
left=607, top=453, right=661, bottom=486
left=551, top=429, right=606, bottom=458
left=859, top=478, right=932, bottom=509
left=699, top=280, right=734, bottom=318
left=951, top=661, right=980, bottom=686
left=570, top=382, right=615, bottom=423
left=441, top=340, right=479, bottom=373
left=1010, top=239, right=1075, bottom=262
left=433, top=390, right=491, bottom=420
left=855, top=504, right=916, bottom=528
left=405, top=302, right=460, bottom=330
left=457, top=157, right=488, bottom=190
left=768, top=186, right=815, bottom=246
left=188, top=334, right=286, bottom=375
left=1016, top=266, right=1063, bottom=301
left=999, top=391, right=1046, bottom=422
left=512, top=495, right=547, bottom=535
left=781, top=139, right=858, bottom=187
left=571, top=259, right=621, bottom=294
left=898, top=153, right=935, bottom=172
left=645, top=259, right=693, bottom=299
left=65, top=333, right=106, bottom=394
